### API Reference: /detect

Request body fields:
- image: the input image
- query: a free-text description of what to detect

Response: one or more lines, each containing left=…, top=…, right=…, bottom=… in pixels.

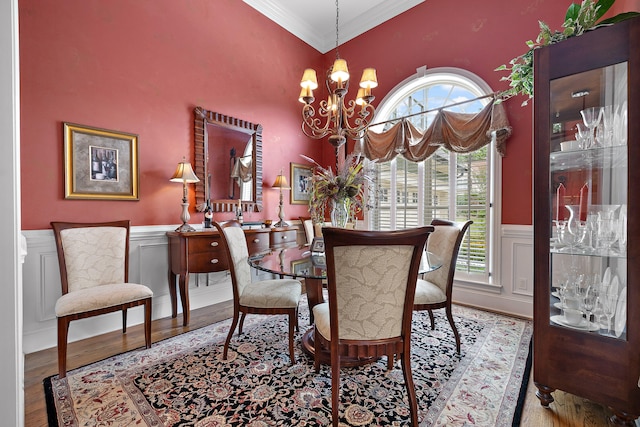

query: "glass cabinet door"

left=548, top=62, right=628, bottom=339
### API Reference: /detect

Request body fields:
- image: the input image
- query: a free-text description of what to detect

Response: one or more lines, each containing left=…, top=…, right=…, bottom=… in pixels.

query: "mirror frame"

left=194, top=107, right=263, bottom=212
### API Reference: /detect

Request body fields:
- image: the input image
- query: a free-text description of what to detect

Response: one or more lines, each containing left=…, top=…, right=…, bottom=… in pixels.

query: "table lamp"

left=170, top=159, right=200, bottom=232
left=272, top=170, right=290, bottom=227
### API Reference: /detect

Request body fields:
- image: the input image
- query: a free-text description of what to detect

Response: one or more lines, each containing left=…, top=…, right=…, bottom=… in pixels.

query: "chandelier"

left=298, top=0, right=378, bottom=150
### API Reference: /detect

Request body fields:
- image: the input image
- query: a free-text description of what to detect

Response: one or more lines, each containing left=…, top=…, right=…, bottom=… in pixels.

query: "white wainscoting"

left=21, top=223, right=533, bottom=354
left=453, top=224, right=534, bottom=319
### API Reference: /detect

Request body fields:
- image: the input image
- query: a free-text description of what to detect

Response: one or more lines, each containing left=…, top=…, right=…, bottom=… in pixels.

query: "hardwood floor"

left=25, top=302, right=626, bottom=426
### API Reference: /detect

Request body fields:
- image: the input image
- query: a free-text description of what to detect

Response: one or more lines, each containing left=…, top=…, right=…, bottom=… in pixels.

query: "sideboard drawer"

left=246, top=229, right=270, bottom=255
left=270, top=227, right=297, bottom=249
left=187, top=235, right=223, bottom=254
left=187, top=251, right=229, bottom=271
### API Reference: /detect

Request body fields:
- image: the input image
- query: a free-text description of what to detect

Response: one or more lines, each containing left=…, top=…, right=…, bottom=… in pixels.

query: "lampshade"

left=300, top=68, right=319, bottom=90
left=170, top=161, right=200, bottom=183
left=359, top=68, right=378, bottom=89
left=299, top=87, right=314, bottom=104
left=330, top=58, right=350, bottom=83
left=272, top=174, right=290, bottom=190
left=355, top=88, right=366, bottom=106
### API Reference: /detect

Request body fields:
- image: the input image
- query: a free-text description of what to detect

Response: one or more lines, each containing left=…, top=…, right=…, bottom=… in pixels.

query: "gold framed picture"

left=291, top=258, right=313, bottom=277
left=63, top=123, right=139, bottom=200
left=290, top=162, right=313, bottom=204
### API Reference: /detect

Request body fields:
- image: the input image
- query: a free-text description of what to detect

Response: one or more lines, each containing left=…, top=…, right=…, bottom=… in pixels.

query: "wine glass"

left=575, top=123, right=590, bottom=149
left=581, top=285, right=598, bottom=324
left=597, top=211, right=619, bottom=254
left=601, top=288, right=617, bottom=335
left=580, top=107, right=603, bottom=148
left=600, top=105, right=615, bottom=146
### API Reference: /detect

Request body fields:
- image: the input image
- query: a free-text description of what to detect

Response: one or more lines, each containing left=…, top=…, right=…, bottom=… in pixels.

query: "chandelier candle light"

left=299, top=0, right=378, bottom=157
left=170, top=159, right=200, bottom=232
left=272, top=170, right=290, bottom=228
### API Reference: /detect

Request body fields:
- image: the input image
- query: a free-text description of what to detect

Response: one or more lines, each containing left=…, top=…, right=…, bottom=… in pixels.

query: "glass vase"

left=330, top=198, right=350, bottom=228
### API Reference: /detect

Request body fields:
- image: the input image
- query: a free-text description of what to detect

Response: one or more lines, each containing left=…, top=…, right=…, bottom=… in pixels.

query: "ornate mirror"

left=194, top=107, right=263, bottom=212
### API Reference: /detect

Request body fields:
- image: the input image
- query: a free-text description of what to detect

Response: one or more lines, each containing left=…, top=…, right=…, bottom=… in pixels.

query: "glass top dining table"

left=248, top=244, right=442, bottom=284
left=248, top=244, right=442, bottom=366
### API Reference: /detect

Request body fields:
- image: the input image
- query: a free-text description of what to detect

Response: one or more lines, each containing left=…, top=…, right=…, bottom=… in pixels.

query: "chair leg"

left=144, top=298, right=152, bottom=349
left=445, top=305, right=461, bottom=354
left=238, top=312, right=247, bottom=335
left=295, top=306, right=299, bottom=332
left=223, top=309, right=240, bottom=360
left=288, top=311, right=296, bottom=365
left=400, top=349, right=419, bottom=426
left=122, top=308, right=128, bottom=333
left=331, top=352, right=340, bottom=427
left=57, top=316, right=70, bottom=379
left=387, top=354, right=394, bottom=370
left=428, top=309, right=435, bottom=330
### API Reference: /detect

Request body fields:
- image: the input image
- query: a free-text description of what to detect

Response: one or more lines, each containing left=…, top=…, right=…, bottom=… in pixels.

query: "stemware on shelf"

left=575, top=122, right=590, bottom=149
left=581, top=285, right=598, bottom=324
left=602, top=283, right=618, bottom=335
left=580, top=107, right=603, bottom=148
left=599, top=105, right=615, bottom=146
left=597, top=210, right=619, bottom=254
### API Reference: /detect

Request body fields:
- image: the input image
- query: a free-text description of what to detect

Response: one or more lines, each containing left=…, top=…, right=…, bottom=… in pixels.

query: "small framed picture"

left=311, top=237, right=325, bottom=253
left=63, top=122, right=139, bottom=200
left=291, top=259, right=313, bottom=277
left=290, top=162, right=313, bottom=204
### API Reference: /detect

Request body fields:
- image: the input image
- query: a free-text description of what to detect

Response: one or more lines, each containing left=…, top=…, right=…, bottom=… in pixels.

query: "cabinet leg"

left=534, top=382, right=555, bottom=407
left=179, top=273, right=190, bottom=326
left=169, top=271, right=178, bottom=318
left=609, top=409, right=639, bottom=426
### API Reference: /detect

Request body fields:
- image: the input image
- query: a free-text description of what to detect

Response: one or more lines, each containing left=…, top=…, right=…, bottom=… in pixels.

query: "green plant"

left=495, top=0, right=638, bottom=106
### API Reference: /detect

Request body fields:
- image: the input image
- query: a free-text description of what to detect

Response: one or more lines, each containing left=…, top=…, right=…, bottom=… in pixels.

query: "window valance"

left=358, top=97, right=512, bottom=162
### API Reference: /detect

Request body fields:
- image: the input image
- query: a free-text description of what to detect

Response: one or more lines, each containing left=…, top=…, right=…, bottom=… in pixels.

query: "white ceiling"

left=243, top=0, right=425, bottom=53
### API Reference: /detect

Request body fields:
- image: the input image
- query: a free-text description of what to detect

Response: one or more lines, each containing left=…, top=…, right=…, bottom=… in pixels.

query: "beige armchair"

left=51, top=220, right=153, bottom=378
left=414, top=219, right=473, bottom=354
left=313, top=226, right=433, bottom=426
left=214, top=220, right=302, bottom=365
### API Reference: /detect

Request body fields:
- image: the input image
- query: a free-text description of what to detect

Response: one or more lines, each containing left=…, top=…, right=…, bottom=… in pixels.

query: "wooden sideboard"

left=167, top=226, right=298, bottom=326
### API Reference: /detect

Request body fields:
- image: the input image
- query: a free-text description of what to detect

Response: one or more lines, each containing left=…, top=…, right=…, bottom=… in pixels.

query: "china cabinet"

left=533, top=16, right=640, bottom=424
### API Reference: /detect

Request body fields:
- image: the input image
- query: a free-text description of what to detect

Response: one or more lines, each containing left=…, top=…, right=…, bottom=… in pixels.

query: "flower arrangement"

left=495, top=0, right=638, bottom=106
left=301, top=153, right=373, bottom=225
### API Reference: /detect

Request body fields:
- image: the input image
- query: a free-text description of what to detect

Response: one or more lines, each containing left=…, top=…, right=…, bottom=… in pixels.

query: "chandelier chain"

left=335, top=0, right=340, bottom=56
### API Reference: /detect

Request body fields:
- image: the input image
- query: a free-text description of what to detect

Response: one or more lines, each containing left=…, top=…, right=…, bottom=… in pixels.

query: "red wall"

left=20, top=0, right=634, bottom=230
left=19, top=0, right=323, bottom=230
left=337, top=0, right=579, bottom=225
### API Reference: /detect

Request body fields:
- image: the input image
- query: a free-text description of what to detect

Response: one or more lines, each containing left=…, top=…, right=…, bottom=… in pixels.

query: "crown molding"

left=243, top=0, right=425, bottom=54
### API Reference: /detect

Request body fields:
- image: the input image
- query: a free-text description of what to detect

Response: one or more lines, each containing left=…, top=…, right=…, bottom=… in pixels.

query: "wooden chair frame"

left=316, top=226, right=433, bottom=426
left=214, top=220, right=300, bottom=364
left=51, top=220, right=152, bottom=378
left=414, top=219, right=472, bottom=354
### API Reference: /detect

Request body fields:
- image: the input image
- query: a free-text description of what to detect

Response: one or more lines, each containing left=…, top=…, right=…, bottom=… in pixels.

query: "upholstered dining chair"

left=299, top=216, right=314, bottom=244
left=51, top=220, right=153, bottom=378
left=414, top=219, right=473, bottom=354
left=214, top=220, right=302, bottom=365
left=313, top=226, right=433, bottom=426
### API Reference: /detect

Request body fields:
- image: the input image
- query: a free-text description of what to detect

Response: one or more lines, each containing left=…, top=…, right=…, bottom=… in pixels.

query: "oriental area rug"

left=44, top=299, right=532, bottom=426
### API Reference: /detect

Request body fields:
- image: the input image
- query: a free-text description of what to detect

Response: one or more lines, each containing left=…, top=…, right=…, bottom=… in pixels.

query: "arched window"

left=364, top=66, right=500, bottom=282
